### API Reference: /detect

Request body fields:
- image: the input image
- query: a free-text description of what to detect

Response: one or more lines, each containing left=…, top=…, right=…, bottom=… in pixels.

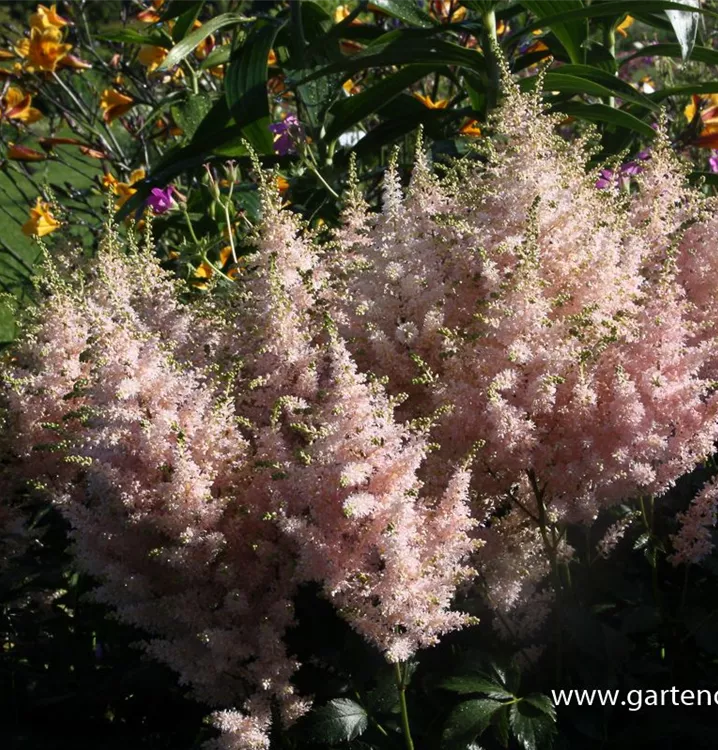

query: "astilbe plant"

left=0, top=186, right=475, bottom=748
left=328, top=72, right=718, bottom=637
left=6, top=69, right=718, bottom=749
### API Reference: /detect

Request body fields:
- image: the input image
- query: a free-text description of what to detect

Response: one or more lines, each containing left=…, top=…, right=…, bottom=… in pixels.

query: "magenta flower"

left=710, top=151, right=718, bottom=173
left=146, top=186, right=174, bottom=214
left=269, top=115, right=300, bottom=155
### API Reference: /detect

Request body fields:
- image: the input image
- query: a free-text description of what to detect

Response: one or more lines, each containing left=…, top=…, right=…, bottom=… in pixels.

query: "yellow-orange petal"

left=414, top=93, right=448, bottom=109
left=30, top=4, right=69, bottom=31
left=459, top=119, right=482, bottom=137
left=22, top=197, right=60, bottom=236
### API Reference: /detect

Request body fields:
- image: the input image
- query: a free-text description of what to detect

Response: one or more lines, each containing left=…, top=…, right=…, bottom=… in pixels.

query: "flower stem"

left=395, top=662, right=415, bottom=750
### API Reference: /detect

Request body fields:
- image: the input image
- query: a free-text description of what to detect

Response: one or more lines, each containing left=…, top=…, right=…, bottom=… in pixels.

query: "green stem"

left=183, top=208, right=200, bottom=245
left=481, top=7, right=500, bottom=111
left=395, top=662, right=415, bottom=750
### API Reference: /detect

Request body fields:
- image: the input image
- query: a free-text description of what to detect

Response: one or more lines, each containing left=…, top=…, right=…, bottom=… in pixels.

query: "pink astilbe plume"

left=1, top=194, right=477, bottom=747
left=329, top=71, right=718, bottom=629
left=273, top=335, right=476, bottom=662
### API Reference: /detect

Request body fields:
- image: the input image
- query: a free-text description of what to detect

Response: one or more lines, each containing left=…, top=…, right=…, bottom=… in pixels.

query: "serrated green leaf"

left=523, top=694, right=557, bottom=721
left=158, top=13, right=251, bottom=71
left=442, top=699, right=505, bottom=749
left=441, top=674, right=513, bottom=699
left=225, top=20, right=285, bottom=154
left=308, top=698, right=369, bottom=744
left=493, top=705, right=510, bottom=748
left=509, top=701, right=557, bottom=750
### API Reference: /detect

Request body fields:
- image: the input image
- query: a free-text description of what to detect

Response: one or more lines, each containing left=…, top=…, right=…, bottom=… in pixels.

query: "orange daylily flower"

left=525, top=39, right=550, bottom=57
left=615, top=15, right=634, bottom=38
left=102, top=169, right=146, bottom=211
left=7, top=142, right=46, bottom=161
left=22, top=197, right=60, bottom=237
left=15, top=26, right=72, bottom=72
left=137, top=44, right=167, bottom=72
left=268, top=49, right=277, bottom=66
left=1, top=86, right=42, bottom=124
left=100, top=88, right=134, bottom=123
left=334, top=4, right=363, bottom=24
left=414, top=93, right=449, bottom=109
left=342, top=78, right=360, bottom=95
left=137, top=9, right=162, bottom=23
left=30, top=4, right=69, bottom=31
left=276, top=175, right=289, bottom=193
left=459, top=119, right=482, bottom=137
left=685, top=94, right=718, bottom=143
left=191, top=20, right=215, bottom=61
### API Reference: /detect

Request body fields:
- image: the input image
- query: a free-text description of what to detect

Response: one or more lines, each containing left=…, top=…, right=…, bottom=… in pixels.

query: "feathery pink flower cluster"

left=1, top=190, right=475, bottom=748
left=4, top=72, right=718, bottom=747
left=328, top=76, right=718, bottom=625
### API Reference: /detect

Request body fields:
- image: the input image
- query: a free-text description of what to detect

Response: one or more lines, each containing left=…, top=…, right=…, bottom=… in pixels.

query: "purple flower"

left=595, top=169, right=614, bottom=189
left=146, top=186, right=174, bottom=214
left=269, top=115, right=300, bottom=156
left=709, top=151, right=718, bottom=173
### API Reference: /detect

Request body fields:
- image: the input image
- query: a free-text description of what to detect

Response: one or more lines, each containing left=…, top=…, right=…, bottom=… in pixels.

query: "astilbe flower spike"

left=6, top=66, right=718, bottom=747
left=328, top=71, right=718, bottom=628
left=1, top=194, right=476, bottom=748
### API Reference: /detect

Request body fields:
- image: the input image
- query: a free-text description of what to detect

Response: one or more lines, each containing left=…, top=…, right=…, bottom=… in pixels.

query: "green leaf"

left=369, top=0, right=435, bottom=27
left=509, top=1, right=718, bottom=43
left=298, top=32, right=486, bottom=84
left=493, top=705, right=510, bottom=748
left=172, top=1, right=204, bottom=43
left=158, top=13, right=251, bottom=71
left=621, top=42, right=718, bottom=66
left=650, top=81, right=718, bottom=103
left=666, top=0, right=700, bottom=61
left=170, top=92, right=214, bottom=141
left=98, top=29, right=170, bottom=46
left=546, top=64, right=657, bottom=109
left=225, top=21, right=285, bottom=154
left=521, top=1, right=587, bottom=64
left=161, top=0, right=205, bottom=21
left=442, top=699, right=505, bottom=749
left=308, top=698, right=369, bottom=744
left=523, top=71, right=657, bottom=110
left=523, top=694, right=557, bottom=721
left=325, top=64, right=433, bottom=141
left=440, top=674, right=513, bottom=699
left=509, top=701, right=557, bottom=750
left=199, top=43, right=231, bottom=69
left=551, top=102, right=656, bottom=138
